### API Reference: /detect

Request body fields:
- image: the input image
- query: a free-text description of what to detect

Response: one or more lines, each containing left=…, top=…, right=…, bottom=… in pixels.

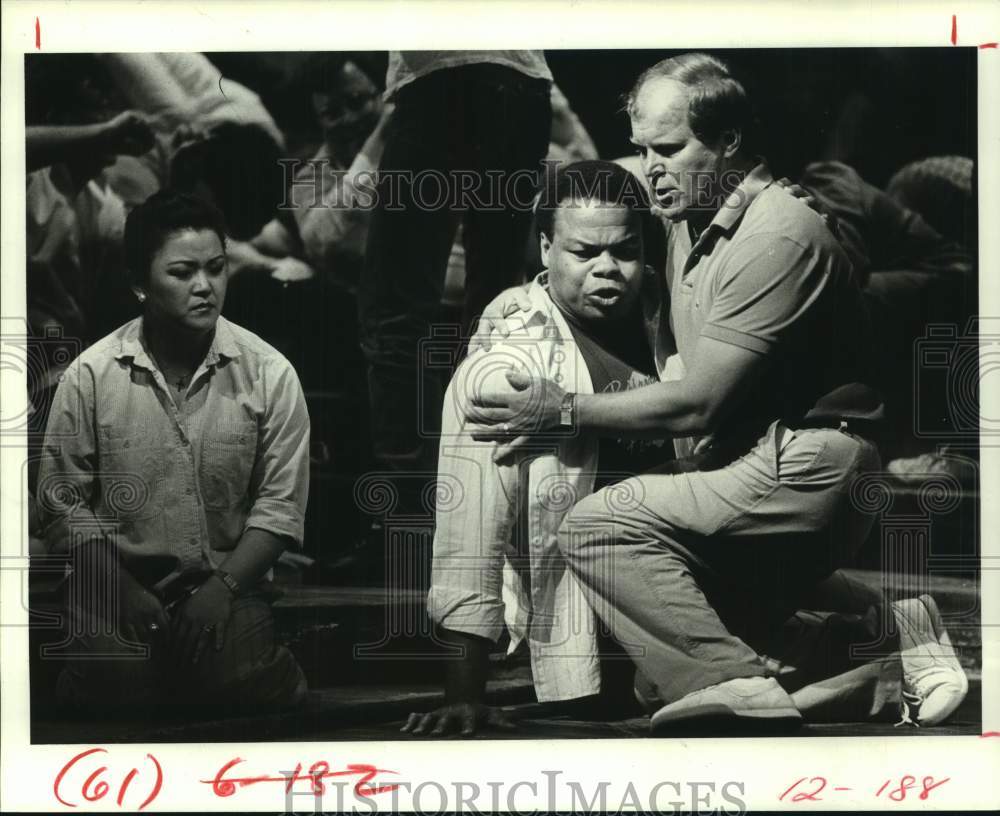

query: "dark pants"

left=359, top=64, right=552, bottom=491
left=55, top=574, right=305, bottom=712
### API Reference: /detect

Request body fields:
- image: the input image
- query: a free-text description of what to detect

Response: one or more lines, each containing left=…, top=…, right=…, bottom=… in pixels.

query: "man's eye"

left=616, top=246, right=640, bottom=261
left=633, top=146, right=647, bottom=158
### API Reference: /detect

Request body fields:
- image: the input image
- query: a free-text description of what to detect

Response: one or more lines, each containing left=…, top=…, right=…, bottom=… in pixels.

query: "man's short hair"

left=124, top=190, right=228, bottom=284
left=535, top=159, right=651, bottom=239
left=626, top=52, right=759, bottom=155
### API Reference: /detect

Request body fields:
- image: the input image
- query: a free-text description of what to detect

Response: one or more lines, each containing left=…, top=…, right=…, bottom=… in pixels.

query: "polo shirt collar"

left=692, top=162, right=774, bottom=250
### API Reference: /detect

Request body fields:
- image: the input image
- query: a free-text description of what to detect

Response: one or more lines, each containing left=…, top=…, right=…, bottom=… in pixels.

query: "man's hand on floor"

left=400, top=702, right=517, bottom=738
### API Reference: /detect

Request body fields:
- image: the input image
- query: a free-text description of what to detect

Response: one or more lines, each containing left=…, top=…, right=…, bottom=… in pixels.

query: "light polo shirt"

left=38, top=316, right=310, bottom=588
left=661, top=163, right=882, bottom=452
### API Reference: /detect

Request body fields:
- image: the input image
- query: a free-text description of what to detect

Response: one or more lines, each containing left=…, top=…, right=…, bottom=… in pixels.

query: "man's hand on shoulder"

left=466, top=369, right=565, bottom=441
left=400, top=702, right=517, bottom=738
left=468, top=284, right=534, bottom=353
left=775, top=176, right=840, bottom=238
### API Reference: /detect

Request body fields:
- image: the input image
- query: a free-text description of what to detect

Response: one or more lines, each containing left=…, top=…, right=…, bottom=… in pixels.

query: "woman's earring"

left=136, top=293, right=146, bottom=303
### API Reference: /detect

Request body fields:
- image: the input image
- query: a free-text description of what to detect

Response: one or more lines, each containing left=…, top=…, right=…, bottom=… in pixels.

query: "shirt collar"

left=114, top=316, right=241, bottom=370
left=696, top=161, right=774, bottom=244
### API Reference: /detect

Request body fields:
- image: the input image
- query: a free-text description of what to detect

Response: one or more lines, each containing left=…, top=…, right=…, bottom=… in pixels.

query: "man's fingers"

left=400, top=712, right=422, bottom=733
left=459, top=710, right=479, bottom=737
left=466, top=407, right=514, bottom=425
left=469, top=391, right=512, bottom=410
left=411, top=712, right=437, bottom=735
left=492, top=435, right=530, bottom=464
left=505, top=369, right=532, bottom=390
left=488, top=708, right=518, bottom=730
left=430, top=712, right=455, bottom=736
left=469, top=424, right=511, bottom=442
left=501, top=293, right=533, bottom=317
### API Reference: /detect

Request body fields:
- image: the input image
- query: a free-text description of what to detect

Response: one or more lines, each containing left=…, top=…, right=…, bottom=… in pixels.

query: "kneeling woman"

left=39, top=191, right=309, bottom=710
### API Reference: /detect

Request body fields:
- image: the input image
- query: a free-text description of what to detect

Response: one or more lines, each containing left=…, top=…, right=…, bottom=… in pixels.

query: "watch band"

left=559, top=392, right=576, bottom=428
left=213, top=568, right=241, bottom=596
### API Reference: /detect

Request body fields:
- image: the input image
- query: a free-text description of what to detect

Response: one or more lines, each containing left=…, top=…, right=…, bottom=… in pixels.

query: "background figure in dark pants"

left=360, top=56, right=552, bottom=505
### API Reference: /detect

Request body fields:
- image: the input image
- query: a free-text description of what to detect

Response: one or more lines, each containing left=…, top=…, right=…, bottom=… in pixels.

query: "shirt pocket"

left=200, top=420, right=259, bottom=510
left=99, top=427, right=165, bottom=520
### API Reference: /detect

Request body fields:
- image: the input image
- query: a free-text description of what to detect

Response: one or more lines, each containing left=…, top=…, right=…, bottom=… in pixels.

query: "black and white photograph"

left=1, top=1, right=998, bottom=812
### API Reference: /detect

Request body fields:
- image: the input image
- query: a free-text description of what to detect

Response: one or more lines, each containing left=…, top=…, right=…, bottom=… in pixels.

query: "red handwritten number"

left=309, top=761, right=330, bottom=794
left=920, top=777, right=951, bottom=801
left=890, top=775, right=917, bottom=802
left=778, top=776, right=827, bottom=802
left=875, top=776, right=950, bottom=802
left=53, top=748, right=162, bottom=810
left=206, top=757, right=399, bottom=800
left=35, top=17, right=41, bottom=50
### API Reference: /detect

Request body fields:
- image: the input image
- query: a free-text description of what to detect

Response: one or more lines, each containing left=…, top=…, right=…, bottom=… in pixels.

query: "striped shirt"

left=38, top=316, right=310, bottom=588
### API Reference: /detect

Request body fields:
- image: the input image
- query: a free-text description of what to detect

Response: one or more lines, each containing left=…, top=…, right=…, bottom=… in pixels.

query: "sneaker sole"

left=651, top=702, right=803, bottom=735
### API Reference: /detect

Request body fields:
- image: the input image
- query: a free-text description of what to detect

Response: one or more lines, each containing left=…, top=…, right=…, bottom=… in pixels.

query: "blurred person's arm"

left=26, top=111, right=154, bottom=173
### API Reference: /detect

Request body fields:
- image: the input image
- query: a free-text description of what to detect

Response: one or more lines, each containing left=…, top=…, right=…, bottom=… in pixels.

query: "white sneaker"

left=891, top=595, right=969, bottom=726
left=650, top=676, right=802, bottom=734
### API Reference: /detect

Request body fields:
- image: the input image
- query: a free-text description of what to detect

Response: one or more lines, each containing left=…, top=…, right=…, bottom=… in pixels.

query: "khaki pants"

left=559, top=421, right=901, bottom=722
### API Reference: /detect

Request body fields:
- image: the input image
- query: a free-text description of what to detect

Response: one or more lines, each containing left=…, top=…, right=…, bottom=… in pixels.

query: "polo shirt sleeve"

left=701, top=233, right=832, bottom=355
left=244, top=357, right=310, bottom=548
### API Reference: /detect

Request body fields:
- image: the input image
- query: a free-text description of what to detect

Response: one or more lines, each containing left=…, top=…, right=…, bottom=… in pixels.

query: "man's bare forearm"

left=575, top=380, right=710, bottom=438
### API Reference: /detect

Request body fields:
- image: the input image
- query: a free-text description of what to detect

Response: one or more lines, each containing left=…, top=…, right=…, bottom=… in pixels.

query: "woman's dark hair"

left=535, top=159, right=651, bottom=240
left=625, top=52, right=760, bottom=155
left=123, top=190, right=228, bottom=284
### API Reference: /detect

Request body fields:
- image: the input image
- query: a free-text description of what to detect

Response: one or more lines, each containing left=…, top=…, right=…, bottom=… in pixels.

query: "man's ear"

left=539, top=231, right=552, bottom=268
left=721, top=128, right=742, bottom=159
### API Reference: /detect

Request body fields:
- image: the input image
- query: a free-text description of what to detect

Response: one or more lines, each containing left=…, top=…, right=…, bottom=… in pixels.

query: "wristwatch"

left=559, top=392, right=576, bottom=429
left=213, top=568, right=241, bottom=596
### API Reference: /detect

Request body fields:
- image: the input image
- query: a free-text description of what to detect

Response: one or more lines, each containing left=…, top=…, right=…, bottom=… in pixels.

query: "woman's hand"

left=400, top=703, right=517, bottom=738
left=468, top=286, right=534, bottom=353
left=171, top=577, right=232, bottom=665
left=119, top=573, right=170, bottom=645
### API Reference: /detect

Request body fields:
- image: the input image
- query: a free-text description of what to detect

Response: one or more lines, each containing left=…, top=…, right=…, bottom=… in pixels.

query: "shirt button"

left=185, top=487, right=193, bottom=495
left=123, top=440, right=130, bottom=448
left=189, top=537, right=198, bottom=546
